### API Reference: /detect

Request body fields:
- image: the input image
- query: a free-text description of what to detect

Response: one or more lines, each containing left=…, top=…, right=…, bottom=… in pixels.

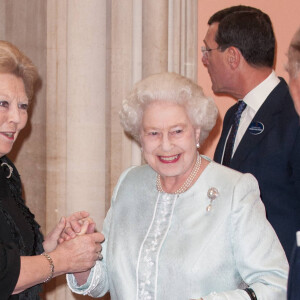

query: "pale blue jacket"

left=68, top=159, right=288, bottom=299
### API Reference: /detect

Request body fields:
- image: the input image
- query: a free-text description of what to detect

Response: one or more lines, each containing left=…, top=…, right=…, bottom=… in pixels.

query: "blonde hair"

left=0, top=40, right=39, bottom=100
left=119, top=72, right=218, bottom=145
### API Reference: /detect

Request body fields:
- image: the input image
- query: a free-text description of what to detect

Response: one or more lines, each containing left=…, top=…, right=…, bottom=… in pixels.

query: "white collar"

left=243, top=70, right=280, bottom=113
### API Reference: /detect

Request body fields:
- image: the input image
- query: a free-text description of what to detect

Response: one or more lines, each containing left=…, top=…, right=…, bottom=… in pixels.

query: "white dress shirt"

left=232, top=70, right=280, bottom=155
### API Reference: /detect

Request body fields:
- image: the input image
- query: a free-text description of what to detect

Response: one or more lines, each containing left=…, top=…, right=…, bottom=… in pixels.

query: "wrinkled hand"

left=52, top=231, right=105, bottom=274
left=43, top=217, right=66, bottom=252
left=59, top=211, right=96, bottom=243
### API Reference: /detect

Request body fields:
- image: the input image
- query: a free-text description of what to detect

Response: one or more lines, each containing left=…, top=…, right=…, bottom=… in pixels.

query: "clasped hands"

left=60, top=211, right=104, bottom=259
left=42, top=211, right=104, bottom=276
left=59, top=211, right=99, bottom=240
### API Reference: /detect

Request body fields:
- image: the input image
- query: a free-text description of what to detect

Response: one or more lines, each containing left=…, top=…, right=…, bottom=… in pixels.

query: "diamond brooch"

left=206, top=187, right=219, bottom=212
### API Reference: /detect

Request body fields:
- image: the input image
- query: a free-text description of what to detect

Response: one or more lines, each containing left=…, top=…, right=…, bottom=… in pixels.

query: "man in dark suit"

left=287, top=26, right=300, bottom=300
left=202, top=5, right=300, bottom=262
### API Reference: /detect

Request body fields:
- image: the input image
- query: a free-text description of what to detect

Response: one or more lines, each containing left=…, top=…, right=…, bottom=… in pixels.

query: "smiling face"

left=140, top=101, right=200, bottom=185
left=0, top=73, right=28, bottom=158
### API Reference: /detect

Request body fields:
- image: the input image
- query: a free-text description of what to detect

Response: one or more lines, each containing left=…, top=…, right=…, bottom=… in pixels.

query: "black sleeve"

left=0, top=241, right=21, bottom=298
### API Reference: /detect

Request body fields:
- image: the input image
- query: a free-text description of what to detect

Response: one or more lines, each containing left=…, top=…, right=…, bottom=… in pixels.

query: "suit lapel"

left=214, top=104, right=237, bottom=162
left=230, top=78, right=288, bottom=169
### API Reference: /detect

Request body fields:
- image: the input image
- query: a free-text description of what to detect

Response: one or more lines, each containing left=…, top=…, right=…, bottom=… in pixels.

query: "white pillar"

left=46, top=0, right=107, bottom=299
left=168, top=0, right=198, bottom=81
left=46, top=1, right=198, bottom=298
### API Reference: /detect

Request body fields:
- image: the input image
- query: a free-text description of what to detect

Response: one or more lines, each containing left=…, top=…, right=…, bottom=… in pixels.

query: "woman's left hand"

left=43, top=211, right=96, bottom=252
left=43, top=217, right=66, bottom=252
left=59, top=211, right=96, bottom=242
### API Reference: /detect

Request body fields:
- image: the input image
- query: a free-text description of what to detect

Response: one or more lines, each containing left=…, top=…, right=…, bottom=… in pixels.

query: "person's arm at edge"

left=13, top=216, right=103, bottom=294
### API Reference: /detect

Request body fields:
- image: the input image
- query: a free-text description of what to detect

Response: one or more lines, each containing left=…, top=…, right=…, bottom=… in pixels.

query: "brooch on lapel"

left=206, top=187, right=219, bottom=212
left=1, top=162, right=13, bottom=179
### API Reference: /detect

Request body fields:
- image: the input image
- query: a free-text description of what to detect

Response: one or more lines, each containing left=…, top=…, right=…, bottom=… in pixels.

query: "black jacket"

left=214, top=78, right=300, bottom=261
left=0, top=156, right=44, bottom=299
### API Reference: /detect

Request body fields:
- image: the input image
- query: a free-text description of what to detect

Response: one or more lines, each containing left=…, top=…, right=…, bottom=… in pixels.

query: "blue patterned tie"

left=222, top=100, right=247, bottom=166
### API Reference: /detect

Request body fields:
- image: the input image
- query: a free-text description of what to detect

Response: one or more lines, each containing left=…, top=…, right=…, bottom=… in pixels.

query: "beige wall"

left=198, top=0, right=300, bottom=158
left=0, top=0, right=47, bottom=229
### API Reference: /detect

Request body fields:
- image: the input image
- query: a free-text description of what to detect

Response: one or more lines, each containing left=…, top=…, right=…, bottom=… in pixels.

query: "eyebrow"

left=0, top=92, right=9, bottom=98
left=0, top=92, right=28, bottom=101
left=143, top=123, right=187, bottom=130
left=170, top=123, right=186, bottom=128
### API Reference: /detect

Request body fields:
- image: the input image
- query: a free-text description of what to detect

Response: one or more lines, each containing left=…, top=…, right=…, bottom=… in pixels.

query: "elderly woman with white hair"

left=67, top=72, right=288, bottom=300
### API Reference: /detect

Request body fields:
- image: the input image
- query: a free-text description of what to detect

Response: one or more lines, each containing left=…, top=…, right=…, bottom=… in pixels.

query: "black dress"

left=0, top=156, right=44, bottom=299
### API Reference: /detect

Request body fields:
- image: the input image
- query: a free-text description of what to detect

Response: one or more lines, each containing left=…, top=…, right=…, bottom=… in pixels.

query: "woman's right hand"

left=43, top=217, right=66, bottom=252
left=50, top=230, right=104, bottom=275
left=59, top=211, right=96, bottom=242
left=54, top=211, right=103, bottom=285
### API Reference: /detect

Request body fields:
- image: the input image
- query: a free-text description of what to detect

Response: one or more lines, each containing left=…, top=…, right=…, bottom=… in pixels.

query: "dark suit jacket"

left=214, top=78, right=300, bottom=261
left=288, top=240, right=300, bottom=300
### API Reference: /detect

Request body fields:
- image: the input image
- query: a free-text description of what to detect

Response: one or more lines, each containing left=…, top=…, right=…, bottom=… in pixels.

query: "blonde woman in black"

left=0, top=40, right=104, bottom=299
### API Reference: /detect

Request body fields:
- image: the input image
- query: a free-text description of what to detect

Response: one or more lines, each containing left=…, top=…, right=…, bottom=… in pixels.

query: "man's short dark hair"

left=208, top=5, right=263, bottom=24
left=208, top=6, right=275, bottom=68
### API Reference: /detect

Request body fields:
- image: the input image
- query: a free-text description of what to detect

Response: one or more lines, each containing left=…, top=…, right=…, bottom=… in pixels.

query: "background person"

left=0, top=40, right=104, bottom=299
left=202, top=5, right=300, bottom=261
left=286, top=26, right=300, bottom=300
left=287, top=26, right=300, bottom=115
left=67, top=72, right=288, bottom=300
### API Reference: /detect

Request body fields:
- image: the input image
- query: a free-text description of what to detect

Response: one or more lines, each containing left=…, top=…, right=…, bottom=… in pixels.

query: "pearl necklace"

left=156, top=154, right=202, bottom=194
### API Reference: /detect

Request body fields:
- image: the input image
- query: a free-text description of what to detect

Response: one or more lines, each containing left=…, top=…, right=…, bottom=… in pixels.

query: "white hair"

left=288, top=27, right=300, bottom=78
left=119, top=72, right=218, bottom=145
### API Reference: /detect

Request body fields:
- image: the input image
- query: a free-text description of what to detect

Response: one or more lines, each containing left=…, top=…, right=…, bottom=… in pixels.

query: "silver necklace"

left=156, top=153, right=202, bottom=194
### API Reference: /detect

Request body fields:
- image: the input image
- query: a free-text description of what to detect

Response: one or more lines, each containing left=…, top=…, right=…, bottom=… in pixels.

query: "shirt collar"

left=243, top=70, right=280, bottom=113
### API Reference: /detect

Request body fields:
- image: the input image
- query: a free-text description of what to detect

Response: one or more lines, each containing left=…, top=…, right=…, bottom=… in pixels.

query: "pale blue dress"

left=67, top=158, right=288, bottom=299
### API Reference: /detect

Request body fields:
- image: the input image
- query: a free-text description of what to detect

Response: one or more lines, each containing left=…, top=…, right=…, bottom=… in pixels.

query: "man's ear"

left=226, top=46, right=241, bottom=69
